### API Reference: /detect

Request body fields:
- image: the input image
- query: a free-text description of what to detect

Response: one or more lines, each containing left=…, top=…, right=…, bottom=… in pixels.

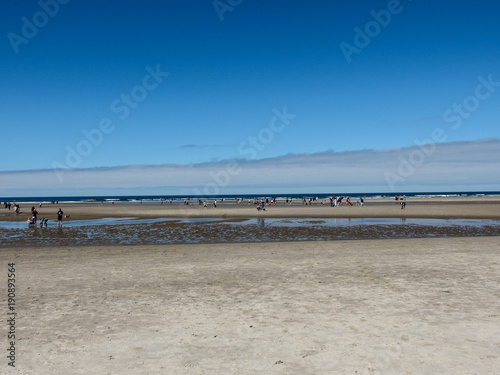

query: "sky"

left=1, top=0, right=499, bottom=196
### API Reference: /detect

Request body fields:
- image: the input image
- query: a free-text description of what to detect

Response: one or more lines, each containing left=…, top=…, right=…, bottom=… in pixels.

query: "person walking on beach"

left=57, top=208, right=64, bottom=226
left=213, top=200, right=217, bottom=209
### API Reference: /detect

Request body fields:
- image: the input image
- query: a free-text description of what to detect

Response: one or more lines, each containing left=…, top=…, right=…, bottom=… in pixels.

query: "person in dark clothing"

left=57, top=208, right=64, bottom=226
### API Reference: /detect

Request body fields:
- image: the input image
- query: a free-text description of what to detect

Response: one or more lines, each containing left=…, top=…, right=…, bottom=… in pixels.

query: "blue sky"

left=1, top=0, right=499, bottom=195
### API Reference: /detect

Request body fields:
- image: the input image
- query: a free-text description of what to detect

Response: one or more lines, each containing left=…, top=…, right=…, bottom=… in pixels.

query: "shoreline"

left=4, top=195, right=500, bottom=205
left=2, top=196, right=500, bottom=222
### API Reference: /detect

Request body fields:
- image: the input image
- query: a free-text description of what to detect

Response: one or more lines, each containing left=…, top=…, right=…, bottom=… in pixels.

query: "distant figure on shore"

left=203, top=200, right=207, bottom=209
left=336, top=196, right=343, bottom=206
left=401, top=201, right=406, bottom=209
left=57, top=208, right=64, bottom=226
left=257, top=200, right=266, bottom=211
left=213, top=200, right=217, bottom=209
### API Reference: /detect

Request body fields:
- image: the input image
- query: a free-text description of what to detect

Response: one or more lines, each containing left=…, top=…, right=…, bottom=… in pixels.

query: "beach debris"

left=275, top=360, right=283, bottom=365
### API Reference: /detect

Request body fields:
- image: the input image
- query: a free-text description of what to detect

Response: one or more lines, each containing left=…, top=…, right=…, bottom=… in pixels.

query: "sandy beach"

left=1, top=237, right=499, bottom=374
left=2, top=196, right=500, bottom=222
left=1, top=197, right=499, bottom=373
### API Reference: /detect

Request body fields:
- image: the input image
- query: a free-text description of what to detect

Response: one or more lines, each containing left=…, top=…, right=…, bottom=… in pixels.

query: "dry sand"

left=1, top=237, right=500, bottom=374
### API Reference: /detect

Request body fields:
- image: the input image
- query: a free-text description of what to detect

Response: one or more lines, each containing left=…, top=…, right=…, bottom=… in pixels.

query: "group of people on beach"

left=248, top=198, right=277, bottom=205
left=201, top=200, right=218, bottom=209
left=25, top=206, right=65, bottom=227
left=188, top=196, right=370, bottom=207
left=301, top=197, right=327, bottom=205
left=3, top=201, right=20, bottom=213
left=328, top=196, right=364, bottom=207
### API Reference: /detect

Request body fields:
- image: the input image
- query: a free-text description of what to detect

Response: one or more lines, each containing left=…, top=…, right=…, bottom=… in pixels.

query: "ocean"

left=1, top=191, right=499, bottom=204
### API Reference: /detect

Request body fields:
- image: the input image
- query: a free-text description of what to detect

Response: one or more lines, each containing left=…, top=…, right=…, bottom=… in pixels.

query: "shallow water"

left=1, top=217, right=499, bottom=247
left=0, top=217, right=220, bottom=229
left=229, top=217, right=500, bottom=227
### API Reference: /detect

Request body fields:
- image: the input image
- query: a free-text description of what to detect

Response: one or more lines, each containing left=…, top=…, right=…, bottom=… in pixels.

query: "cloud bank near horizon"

left=1, top=138, right=499, bottom=197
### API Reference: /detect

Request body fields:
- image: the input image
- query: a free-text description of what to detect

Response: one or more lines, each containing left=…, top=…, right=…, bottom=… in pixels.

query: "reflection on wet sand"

left=1, top=218, right=499, bottom=247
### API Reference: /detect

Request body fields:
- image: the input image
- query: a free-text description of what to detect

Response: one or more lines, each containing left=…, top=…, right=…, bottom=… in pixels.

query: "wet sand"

left=1, top=237, right=499, bottom=374
left=2, top=196, right=500, bottom=222
left=1, top=217, right=500, bottom=247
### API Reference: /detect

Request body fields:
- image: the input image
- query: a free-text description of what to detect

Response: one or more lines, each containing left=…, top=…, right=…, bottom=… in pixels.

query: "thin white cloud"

left=1, top=138, right=499, bottom=196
